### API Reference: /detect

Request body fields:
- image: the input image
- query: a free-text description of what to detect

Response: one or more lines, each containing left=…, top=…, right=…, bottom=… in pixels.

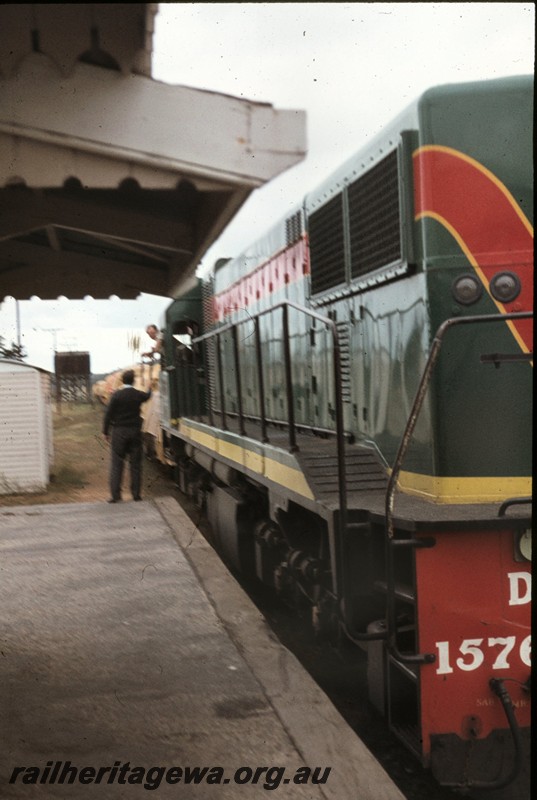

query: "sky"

left=0, top=2, right=534, bottom=374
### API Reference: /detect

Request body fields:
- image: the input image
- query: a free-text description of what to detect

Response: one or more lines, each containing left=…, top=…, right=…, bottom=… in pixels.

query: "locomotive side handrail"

left=193, top=299, right=348, bottom=547
left=386, top=311, right=533, bottom=537
left=385, top=311, right=533, bottom=668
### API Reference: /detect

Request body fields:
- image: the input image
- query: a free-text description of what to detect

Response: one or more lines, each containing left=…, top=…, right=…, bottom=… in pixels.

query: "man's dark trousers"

left=110, top=426, right=143, bottom=501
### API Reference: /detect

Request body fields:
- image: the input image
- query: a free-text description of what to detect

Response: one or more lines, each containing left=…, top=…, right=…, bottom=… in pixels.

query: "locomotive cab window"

left=172, top=321, right=198, bottom=364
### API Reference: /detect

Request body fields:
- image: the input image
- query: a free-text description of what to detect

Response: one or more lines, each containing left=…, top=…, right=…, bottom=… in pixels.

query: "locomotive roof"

left=305, top=73, right=532, bottom=213
left=213, top=74, right=533, bottom=282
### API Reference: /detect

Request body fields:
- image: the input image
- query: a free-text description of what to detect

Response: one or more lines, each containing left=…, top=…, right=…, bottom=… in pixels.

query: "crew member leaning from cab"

left=142, top=324, right=163, bottom=360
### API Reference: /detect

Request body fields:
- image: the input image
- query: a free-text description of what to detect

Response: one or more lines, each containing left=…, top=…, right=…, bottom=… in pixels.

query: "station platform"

left=0, top=497, right=405, bottom=799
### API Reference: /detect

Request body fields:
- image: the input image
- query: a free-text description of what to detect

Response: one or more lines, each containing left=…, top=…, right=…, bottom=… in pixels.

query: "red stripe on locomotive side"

left=213, top=237, right=309, bottom=322
left=413, top=146, right=533, bottom=352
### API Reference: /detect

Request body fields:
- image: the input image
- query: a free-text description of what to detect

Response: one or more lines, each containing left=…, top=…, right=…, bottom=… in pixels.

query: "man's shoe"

left=107, top=498, right=121, bottom=503
left=133, top=496, right=142, bottom=501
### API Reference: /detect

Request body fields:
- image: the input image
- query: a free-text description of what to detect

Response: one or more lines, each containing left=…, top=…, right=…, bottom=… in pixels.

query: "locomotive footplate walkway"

left=0, top=497, right=405, bottom=800
left=187, top=415, right=531, bottom=527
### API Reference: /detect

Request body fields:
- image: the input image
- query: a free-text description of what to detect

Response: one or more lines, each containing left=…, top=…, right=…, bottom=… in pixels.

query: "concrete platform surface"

left=0, top=497, right=405, bottom=799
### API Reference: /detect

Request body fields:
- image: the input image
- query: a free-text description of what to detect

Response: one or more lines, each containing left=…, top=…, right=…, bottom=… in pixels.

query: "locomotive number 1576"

left=435, top=571, right=531, bottom=675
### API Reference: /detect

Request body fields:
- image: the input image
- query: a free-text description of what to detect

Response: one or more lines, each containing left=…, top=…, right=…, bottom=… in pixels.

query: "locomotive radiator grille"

left=308, top=194, right=346, bottom=294
left=285, top=210, right=302, bottom=245
left=348, top=150, right=401, bottom=277
left=202, top=276, right=218, bottom=408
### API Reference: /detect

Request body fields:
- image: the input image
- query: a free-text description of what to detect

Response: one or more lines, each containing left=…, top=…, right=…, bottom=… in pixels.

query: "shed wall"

left=0, top=367, right=49, bottom=494
left=40, top=371, right=54, bottom=469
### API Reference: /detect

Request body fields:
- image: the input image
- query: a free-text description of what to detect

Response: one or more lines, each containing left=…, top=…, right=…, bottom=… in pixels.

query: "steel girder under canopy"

left=0, top=55, right=306, bottom=300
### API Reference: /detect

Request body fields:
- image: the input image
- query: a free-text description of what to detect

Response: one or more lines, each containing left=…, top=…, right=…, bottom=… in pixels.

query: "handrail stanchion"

left=254, top=318, right=269, bottom=443
left=205, top=340, right=215, bottom=427
left=232, top=325, right=246, bottom=435
left=191, top=338, right=201, bottom=421
left=282, top=304, right=297, bottom=452
left=329, top=319, right=347, bottom=557
left=216, top=331, right=227, bottom=430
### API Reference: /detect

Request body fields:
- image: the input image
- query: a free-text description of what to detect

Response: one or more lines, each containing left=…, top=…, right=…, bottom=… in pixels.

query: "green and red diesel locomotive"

left=157, top=75, right=532, bottom=793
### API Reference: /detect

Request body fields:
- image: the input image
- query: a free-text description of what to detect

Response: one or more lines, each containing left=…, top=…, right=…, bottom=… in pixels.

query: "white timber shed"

left=0, top=359, right=53, bottom=495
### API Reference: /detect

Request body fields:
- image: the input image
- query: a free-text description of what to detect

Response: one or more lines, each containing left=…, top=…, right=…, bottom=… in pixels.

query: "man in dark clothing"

left=103, top=369, right=151, bottom=503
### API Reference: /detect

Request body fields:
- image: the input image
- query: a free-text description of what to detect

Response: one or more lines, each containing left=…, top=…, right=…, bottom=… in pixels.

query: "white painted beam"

left=0, top=56, right=307, bottom=190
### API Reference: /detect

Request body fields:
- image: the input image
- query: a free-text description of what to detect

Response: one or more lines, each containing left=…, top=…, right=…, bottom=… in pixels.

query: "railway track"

left=173, top=487, right=459, bottom=800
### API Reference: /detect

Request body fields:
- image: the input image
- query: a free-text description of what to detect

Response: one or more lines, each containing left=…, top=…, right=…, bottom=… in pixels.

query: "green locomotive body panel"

left=164, top=75, right=532, bottom=505
left=413, top=76, right=533, bottom=499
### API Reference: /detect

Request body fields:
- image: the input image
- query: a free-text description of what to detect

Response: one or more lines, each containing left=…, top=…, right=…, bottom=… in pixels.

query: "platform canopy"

left=0, top=4, right=306, bottom=301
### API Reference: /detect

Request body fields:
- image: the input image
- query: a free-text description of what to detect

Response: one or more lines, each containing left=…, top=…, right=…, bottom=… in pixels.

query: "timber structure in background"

left=54, top=351, right=91, bottom=404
